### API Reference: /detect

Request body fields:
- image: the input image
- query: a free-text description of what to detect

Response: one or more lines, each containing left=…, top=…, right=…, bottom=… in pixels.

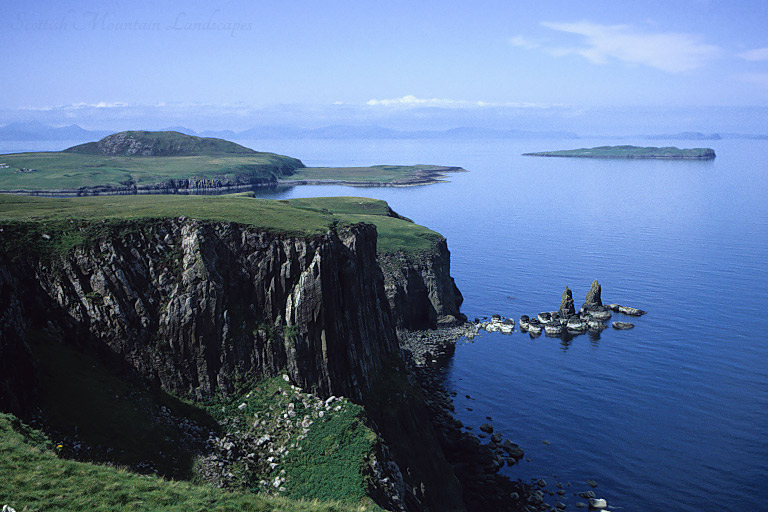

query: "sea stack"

left=583, top=280, right=602, bottom=310
left=560, top=287, right=575, bottom=317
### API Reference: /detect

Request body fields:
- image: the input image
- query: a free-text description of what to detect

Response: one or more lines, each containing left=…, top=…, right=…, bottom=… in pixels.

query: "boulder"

left=501, top=439, right=524, bottom=459
left=560, top=287, right=575, bottom=317
left=588, top=497, right=607, bottom=509
left=480, top=423, right=494, bottom=434
left=606, top=304, right=647, bottom=316
left=612, top=321, right=634, bottom=330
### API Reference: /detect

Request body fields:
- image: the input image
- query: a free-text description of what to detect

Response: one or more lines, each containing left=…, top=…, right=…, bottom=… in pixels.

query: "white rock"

left=237, top=402, right=247, bottom=410
left=589, top=498, right=607, bottom=509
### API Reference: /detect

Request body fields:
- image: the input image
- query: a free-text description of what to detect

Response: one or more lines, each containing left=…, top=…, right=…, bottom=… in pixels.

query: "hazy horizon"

left=3, top=1, right=768, bottom=135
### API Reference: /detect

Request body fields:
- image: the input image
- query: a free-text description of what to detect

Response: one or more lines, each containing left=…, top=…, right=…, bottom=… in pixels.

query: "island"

left=0, top=130, right=465, bottom=196
left=523, top=145, right=716, bottom=159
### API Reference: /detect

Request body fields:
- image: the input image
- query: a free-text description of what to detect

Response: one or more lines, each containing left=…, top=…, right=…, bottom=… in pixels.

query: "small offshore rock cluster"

left=515, top=281, right=646, bottom=337
left=465, top=281, right=647, bottom=340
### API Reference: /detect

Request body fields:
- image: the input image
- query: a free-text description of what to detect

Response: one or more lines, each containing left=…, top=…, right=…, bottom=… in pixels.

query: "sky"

left=3, top=0, right=768, bottom=132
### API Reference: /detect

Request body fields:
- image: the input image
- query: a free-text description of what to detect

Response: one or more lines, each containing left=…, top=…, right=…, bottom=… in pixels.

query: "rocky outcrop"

left=559, top=287, right=575, bottom=317
left=582, top=280, right=602, bottom=310
left=378, top=239, right=467, bottom=330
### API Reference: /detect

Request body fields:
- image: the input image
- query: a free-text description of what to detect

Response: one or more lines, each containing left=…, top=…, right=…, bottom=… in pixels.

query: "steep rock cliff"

left=0, top=214, right=470, bottom=511
left=1, top=220, right=397, bottom=401
left=379, top=239, right=466, bottom=330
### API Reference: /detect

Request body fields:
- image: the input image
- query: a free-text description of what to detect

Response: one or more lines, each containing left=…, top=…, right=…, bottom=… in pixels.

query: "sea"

left=3, top=137, right=767, bottom=511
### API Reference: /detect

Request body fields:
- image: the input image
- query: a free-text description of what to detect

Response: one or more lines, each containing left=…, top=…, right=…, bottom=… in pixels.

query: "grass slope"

left=287, top=164, right=461, bottom=184
left=0, top=194, right=444, bottom=254
left=64, top=131, right=257, bottom=156
left=0, top=152, right=303, bottom=190
left=0, top=412, right=371, bottom=512
left=523, top=145, right=716, bottom=159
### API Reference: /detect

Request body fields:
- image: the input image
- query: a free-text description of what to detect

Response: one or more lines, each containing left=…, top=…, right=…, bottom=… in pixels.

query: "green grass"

left=0, top=152, right=303, bottom=190
left=200, top=377, right=381, bottom=508
left=523, top=145, right=716, bottom=159
left=287, top=164, right=457, bottom=184
left=64, top=131, right=259, bottom=157
left=0, top=194, right=445, bottom=255
left=0, top=412, right=372, bottom=512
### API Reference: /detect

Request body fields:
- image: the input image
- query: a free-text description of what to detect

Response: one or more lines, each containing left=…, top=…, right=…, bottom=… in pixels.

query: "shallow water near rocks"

left=7, top=137, right=768, bottom=511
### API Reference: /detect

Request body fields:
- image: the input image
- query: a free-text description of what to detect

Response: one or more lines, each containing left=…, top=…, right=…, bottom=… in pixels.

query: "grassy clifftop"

left=0, top=193, right=444, bottom=255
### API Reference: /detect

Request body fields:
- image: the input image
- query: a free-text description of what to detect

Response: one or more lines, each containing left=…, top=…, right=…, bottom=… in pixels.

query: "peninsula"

left=523, top=145, right=716, bottom=159
left=0, top=191, right=527, bottom=511
left=0, top=131, right=465, bottom=195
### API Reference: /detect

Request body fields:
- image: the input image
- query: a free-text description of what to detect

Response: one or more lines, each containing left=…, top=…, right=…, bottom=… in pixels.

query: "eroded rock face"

left=583, top=280, right=602, bottom=310
left=559, top=287, right=575, bottom=318
left=1, top=220, right=397, bottom=401
left=378, top=239, right=467, bottom=330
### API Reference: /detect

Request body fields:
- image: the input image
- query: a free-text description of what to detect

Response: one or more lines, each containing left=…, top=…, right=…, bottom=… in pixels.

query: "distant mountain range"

left=1, top=121, right=766, bottom=142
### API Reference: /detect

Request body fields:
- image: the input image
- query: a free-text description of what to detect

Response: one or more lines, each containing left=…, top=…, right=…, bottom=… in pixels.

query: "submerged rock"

left=606, top=304, right=647, bottom=316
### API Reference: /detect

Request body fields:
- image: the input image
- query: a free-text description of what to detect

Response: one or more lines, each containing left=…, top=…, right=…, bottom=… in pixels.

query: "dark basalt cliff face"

left=379, top=239, right=466, bottom=329
left=0, top=219, right=468, bottom=511
left=1, top=220, right=396, bottom=401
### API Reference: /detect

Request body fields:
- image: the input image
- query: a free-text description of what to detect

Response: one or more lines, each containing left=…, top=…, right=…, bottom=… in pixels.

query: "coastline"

left=0, top=166, right=467, bottom=197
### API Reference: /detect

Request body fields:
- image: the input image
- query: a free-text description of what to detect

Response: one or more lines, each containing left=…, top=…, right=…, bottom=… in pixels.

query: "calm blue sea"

left=4, top=137, right=767, bottom=511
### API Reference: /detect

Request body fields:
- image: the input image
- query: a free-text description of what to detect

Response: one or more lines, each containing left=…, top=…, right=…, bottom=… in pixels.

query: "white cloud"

left=509, top=35, right=540, bottom=50
left=366, top=95, right=461, bottom=107
left=366, top=95, right=546, bottom=108
left=536, top=21, right=721, bottom=72
left=738, top=48, right=768, bottom=62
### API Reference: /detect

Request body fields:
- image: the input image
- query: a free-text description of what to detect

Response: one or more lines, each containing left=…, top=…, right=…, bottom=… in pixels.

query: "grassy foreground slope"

left=0, top=193, right=444, bottom=254
left=0, top=413, right=371, bottom=512
left=523, top=145, right=716, bottom=159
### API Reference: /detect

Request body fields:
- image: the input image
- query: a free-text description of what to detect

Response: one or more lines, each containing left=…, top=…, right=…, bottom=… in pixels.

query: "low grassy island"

left=0, top=130, right=465, bottom=195
left=523, top=145, right=716, bottom=159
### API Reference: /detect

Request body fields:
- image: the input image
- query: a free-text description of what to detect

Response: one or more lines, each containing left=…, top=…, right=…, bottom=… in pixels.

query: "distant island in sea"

left=0, top=130, right=464, bottom=195
left=523, top=145, right=716, bottom=160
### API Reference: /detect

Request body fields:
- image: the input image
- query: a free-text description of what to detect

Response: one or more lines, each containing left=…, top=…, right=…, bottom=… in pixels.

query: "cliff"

left=0, top=219, right=397, bottom=401
left=0, top=196, right=473, bottom=510
left=379, top=239, right=466, bottom=329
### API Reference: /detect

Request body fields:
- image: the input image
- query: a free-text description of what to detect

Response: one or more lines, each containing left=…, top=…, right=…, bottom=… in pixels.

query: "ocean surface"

left=4, top=137, right=767, bottom=511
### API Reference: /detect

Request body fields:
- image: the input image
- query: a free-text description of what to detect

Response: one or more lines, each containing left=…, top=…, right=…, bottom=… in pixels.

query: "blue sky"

left=3, top=0, right=768, bottom=130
